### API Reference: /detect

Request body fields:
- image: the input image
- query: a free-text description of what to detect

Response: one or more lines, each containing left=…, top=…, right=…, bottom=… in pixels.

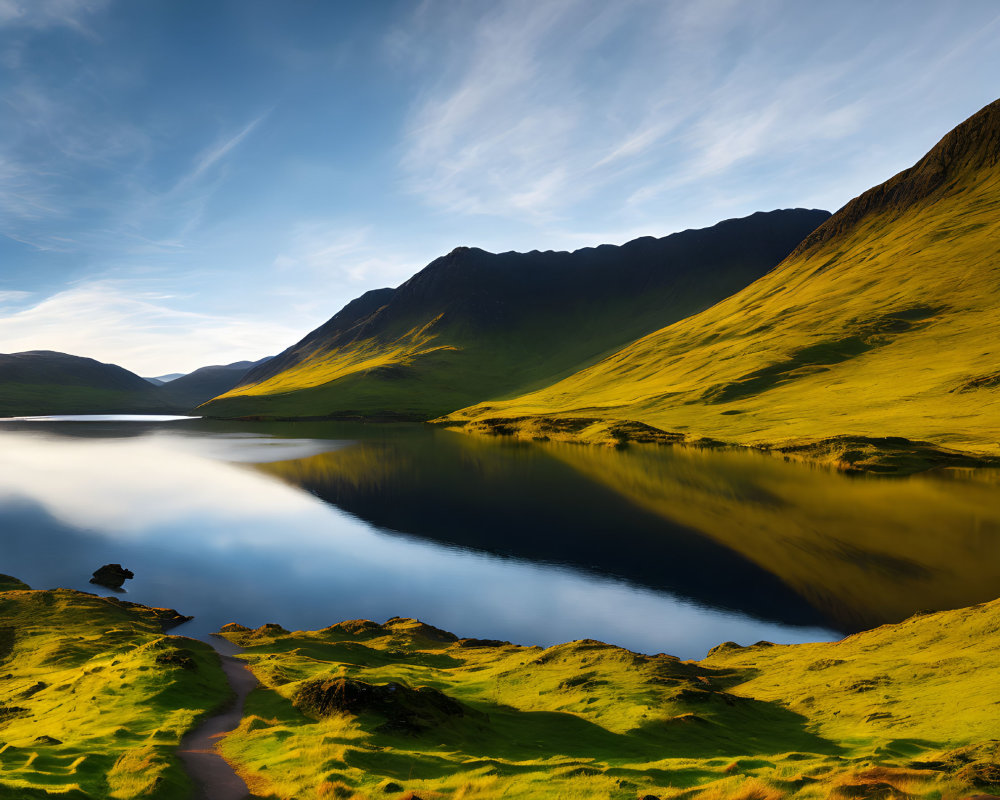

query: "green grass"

left=0, top=580, right=229, bottom=799
left=216, top=601, right=1000, bottom=800
left=440, top=106, right=1000, bottom=470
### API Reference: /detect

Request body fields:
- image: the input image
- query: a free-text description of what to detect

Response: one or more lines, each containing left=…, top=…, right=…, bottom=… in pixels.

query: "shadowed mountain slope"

left=0, top=351, right=173, bottom=417
left=201, top=209, right=829, bottom=420
left=443, top=98, right=1000, bottom=469
left=159, top=357, right=270, bottom=410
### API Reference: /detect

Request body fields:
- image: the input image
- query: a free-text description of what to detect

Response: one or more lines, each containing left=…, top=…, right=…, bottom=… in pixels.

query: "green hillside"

left=0, top=580, right=227, bottom=799
left=215, top=600, right=1000, bottom=800
left=441, top=99, right=1000, bottom=472
left=201, top=210, right=829, bottom=420
left=0, top=351, right=174, bottom=417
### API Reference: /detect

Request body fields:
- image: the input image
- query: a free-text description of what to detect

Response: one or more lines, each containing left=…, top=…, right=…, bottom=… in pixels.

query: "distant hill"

left=160, top=357, right=270, bottom=410
left=442, top=98, right=1000, bottom=472
left=144, top=372, right=186, bottom=385
left=0, top=351, right=173, bottom=417
left=201, top=208, right=830, bottom=419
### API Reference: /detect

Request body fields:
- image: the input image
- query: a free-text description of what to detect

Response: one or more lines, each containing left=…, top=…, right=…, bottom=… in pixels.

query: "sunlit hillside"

left=442, top=99, right=1000, bottom=469
left=215, top=599, right=1000, bottom=800
left=201, top=210, right=828, bottom=420
left=0, top=579, right=226, bottom=799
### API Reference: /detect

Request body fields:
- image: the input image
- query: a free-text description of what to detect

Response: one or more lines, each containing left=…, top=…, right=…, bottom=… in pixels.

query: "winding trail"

left=177, top=638, right=258, bottom=800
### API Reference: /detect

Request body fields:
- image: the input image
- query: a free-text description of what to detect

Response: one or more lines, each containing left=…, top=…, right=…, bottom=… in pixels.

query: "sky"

left=1, top=0, right=999, bottom=376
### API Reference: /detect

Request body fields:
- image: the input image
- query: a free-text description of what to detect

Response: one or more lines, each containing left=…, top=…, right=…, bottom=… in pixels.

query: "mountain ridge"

left=202, top=208, right=830, bottom=420
left=438, top=97, right=1000, bottom=473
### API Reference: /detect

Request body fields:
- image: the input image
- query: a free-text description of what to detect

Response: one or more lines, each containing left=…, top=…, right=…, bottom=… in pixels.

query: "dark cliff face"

left=234, top=208, right=831, bottom=392
left=793, top=97, right=1000, bottom=256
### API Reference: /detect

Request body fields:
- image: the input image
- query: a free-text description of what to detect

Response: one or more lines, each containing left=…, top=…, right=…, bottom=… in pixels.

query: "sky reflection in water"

left=6, top=418, right=999, bottom=659
left=0, top=419, right=845, bottom=659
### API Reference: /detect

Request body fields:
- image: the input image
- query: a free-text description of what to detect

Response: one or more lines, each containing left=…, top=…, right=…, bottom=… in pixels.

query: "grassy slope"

left=441, top=101, right=1000, bottom=470
left=202, top=211, right=828, bottom=420
left=0, top=580, right=228, bottom=799
left=216, top=602, right=1000, bottom=800
left=0, top=353, right=174, bottom=417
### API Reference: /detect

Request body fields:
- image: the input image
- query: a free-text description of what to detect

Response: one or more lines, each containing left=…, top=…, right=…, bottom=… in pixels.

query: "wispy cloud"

left=396, top=0, right=1000, bottom=237
left=174, top=112, right=269, bottom=192
left=0, top=0, right=108, bottom=35
left=273, top=221, right=423, bottom=288
left=0, top=282, right=302, bottom=374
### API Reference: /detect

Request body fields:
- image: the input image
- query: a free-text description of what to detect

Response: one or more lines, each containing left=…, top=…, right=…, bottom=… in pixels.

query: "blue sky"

left=1, top=0, right=999, bottom=375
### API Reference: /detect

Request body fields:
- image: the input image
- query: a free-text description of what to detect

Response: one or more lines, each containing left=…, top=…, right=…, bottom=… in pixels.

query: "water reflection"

left=0, top=420, right=837, bottom=658
left=254, top=425, right=1000, bottom=633
left=2, top=419, right=997, bottom=656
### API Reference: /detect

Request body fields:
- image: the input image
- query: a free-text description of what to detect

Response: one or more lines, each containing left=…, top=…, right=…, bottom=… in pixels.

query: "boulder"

left=90, top=564, right=134, bottom=589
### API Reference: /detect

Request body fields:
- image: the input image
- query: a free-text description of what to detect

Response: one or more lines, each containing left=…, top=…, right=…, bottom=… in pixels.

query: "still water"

left=1, top=417, right=998, bottom=659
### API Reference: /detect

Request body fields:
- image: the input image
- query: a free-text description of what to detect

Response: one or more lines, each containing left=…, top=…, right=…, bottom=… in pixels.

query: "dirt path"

left=177, top=642, right=258, bottom=800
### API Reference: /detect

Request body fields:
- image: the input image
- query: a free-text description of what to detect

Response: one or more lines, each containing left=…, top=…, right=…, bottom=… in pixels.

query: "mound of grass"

left=441, top=99, right=1000, bottom=471
left=216, top=600, right=1000, bottom=800
left=0, top=583, right=228, bottom=799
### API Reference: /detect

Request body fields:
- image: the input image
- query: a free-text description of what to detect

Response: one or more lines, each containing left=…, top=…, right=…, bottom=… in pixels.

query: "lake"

left=2, top=416, right=998, bottom=659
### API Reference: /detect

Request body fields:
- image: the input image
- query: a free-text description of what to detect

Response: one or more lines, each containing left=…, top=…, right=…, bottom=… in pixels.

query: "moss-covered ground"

left=0, top=578, right=229, bottom=799
left=216, top=601, right=1000, bottom=800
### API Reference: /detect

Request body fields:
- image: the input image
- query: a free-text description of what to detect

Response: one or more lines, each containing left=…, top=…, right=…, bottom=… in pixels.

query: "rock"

left=154, top=650, right=197, bottom=670
left=455, top=637, right=511, bottom=648
left=293, top=677, right=466, bottom=734
left=90, top=564, right=134, bottom=589
left=33, top=735, right=61, bottom=745
left=380, top=782, right=403, bottom=793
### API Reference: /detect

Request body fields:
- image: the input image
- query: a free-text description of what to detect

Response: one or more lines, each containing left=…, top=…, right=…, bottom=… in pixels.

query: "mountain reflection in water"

left=1, top=419, right=997, bottom=655
left=256, top=425, right=1000, bottom=633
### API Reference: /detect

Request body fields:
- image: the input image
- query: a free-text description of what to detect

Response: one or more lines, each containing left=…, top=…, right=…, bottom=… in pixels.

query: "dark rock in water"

left=380, top=782, right=403, bottom=794
left=33, top=735, right=61, bottom=745
left=90, top=564, right=134, bottom=589
left=294, top=676, right=467, bottom=734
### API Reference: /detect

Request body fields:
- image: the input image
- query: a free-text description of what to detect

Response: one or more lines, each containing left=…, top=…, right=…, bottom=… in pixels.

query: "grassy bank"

left=216, top=601, right=1000, bottom=800
left=0, top=578, right=228, bottom=799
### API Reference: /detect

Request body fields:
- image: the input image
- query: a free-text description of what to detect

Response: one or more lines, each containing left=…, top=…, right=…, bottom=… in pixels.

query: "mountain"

left=0, top=351, right=173, bottom=417
left=159, top=357, right=270, bottom=411
left=144, top=372, right=185, bottom=385
left=201, top=208, right=830, bottom=419
left=442, top=98, right=1000, bottom=472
